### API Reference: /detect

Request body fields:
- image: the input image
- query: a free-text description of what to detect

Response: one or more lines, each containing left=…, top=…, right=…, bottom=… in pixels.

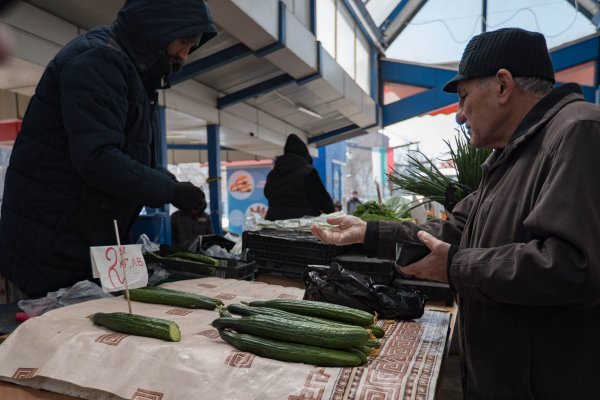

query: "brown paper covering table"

left=0, top=277, right=452, bottom=400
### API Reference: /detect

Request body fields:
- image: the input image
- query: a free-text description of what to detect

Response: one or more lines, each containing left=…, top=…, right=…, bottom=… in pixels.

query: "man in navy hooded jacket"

left=0, top=0, right=217, bottom=299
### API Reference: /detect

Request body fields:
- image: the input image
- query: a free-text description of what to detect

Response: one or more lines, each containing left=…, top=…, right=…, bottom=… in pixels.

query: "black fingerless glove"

left=172, top=182, right=205, bottom=212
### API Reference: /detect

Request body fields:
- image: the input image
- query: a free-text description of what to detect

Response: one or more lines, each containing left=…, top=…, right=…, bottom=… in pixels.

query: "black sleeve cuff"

left=363, top=221, right=380, bottom=257
left=447, top=245, right=459, bottom=291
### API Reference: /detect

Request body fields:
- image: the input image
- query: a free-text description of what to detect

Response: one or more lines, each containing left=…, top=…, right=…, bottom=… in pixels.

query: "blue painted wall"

left=315, top=141, right=347, bottom=203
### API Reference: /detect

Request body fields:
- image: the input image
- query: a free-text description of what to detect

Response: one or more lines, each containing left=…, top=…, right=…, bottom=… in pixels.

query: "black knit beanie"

left=284, top=134, right=312, bottom=162
left=443, top=28, right=555, bottom=93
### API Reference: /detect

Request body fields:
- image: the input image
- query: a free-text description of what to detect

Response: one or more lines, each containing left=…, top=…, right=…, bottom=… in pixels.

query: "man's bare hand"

left=397, top=231, right=450, bottom=283
left=311, top=215, right=367, bottom=246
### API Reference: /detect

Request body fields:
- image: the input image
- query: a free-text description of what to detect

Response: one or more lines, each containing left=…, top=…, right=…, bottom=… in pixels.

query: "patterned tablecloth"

left=0, top=278, right=450, bottom=400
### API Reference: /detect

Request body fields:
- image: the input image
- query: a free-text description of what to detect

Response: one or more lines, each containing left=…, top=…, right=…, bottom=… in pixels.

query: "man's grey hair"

left=513, top=77, right=554, bottom=97
left=477, top=76, right=554, bottom=97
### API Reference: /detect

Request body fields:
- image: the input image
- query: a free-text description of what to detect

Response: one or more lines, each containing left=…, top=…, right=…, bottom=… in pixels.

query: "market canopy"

left=374, top=0, right=600, bottom=127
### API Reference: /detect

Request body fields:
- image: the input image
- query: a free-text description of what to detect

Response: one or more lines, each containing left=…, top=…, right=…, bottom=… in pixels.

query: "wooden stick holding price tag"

left=113, top=220, right=132, bottom=314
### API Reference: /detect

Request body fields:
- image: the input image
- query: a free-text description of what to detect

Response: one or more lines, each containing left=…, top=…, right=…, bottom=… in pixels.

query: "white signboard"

left=90, top=245, right=148, bottom=292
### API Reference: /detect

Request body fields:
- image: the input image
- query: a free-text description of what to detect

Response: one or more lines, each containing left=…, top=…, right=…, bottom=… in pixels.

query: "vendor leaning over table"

left=0, top=0, right=217, bottom=301
left=312, top=28, right=600, bottom=400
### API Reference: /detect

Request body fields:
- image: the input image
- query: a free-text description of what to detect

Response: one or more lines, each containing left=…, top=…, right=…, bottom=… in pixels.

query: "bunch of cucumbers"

left=213, top=299, right=386, bottom=367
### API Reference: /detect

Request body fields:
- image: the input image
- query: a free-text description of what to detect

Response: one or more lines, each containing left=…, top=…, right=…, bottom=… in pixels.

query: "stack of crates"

left=242, top=229, right=395, bottom=284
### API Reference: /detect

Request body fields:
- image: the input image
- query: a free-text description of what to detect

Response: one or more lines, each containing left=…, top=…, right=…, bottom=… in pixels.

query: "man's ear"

left=496, top=69, right=514, bottom=104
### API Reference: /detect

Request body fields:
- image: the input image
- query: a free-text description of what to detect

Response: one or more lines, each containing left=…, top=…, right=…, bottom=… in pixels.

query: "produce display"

left=213, top=299, right=384, bottom=367
left=92, top=312, right=181, bottom=342
left=128, top=286, right=223, bottom=310
left=89, top=292, right=385, bottom=367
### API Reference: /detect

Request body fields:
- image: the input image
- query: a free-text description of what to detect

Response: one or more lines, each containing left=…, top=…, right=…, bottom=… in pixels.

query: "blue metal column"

left=158, top=105, right=171, bottom=245
left=481, top=0, right=488, bottom=33
left=207, top=124, right=223, bottom=235
left=596, top=38, right=600, bottom=105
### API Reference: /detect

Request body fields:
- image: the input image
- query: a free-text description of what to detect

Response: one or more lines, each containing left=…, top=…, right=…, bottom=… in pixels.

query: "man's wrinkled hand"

left=311, top=215, right=366, bottom=246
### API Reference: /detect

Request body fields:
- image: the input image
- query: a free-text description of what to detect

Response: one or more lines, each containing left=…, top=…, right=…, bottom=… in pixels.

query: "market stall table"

left=0, top=277, right=453, bottom=399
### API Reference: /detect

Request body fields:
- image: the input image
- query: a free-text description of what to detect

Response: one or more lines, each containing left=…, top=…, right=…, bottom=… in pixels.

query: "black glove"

left=172, top=182, right=205, bottom=212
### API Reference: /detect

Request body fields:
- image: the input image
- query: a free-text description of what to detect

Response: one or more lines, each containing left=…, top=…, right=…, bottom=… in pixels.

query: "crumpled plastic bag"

left=18, top=280, right=113, bottom=317
left=136, top=233, right=160, bottom=253
left=244, top=211, right=345, bottom=232
left=204, top=244, right=232, bottom=259
left=303, top=263, right=428, bottom=320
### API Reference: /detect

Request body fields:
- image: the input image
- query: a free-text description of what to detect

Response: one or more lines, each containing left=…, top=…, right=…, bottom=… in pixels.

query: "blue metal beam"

left=481, top=0, right=488, bottom=33
left=379, top=0, right=409, bottom=31
left=167, top=144, right=234, bottom=151
left=309, top=104, right=380, bottom=145
left=218, top=41, right=325, bottom=109
left=565, top=0, right=594, bottom=20
left=370, top=45, right=378, bottom=101
left=379, top=0, right=428, bottom=47
left=381, top=59, right=456, bottom=87
left=345, top=0, right=384, bottom=46
left=207, top=125, right=223, bottom=235
left=170, top=43, right=253, bottom=86
left=308, top=124, right=359, bottom=144
left=217, top=73, right=295, bottom=109
left=550, top=35, right=599, bottom=72
left=309, top=0, right=316, bottom=34
left=382, top=89, right=456, bottom=126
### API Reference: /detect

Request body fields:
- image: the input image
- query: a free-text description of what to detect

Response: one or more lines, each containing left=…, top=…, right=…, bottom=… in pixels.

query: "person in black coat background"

left=170, top=200, right=214, bottom=251
left=0, top=0, right=217, bottom=299
left=264, top=134, right=334, bottom=220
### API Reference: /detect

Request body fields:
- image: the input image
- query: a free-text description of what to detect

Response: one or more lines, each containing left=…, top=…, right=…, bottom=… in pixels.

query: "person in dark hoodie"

left=0, top=0, right=217, bottom=300
left=264, top=134, right=334, bottom=220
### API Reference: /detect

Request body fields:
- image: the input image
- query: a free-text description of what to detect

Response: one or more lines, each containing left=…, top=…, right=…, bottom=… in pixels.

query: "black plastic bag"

left=303, top=263, right=428, bottom=320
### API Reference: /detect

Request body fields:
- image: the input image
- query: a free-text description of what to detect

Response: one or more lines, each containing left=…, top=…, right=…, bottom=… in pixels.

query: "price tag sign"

left=90, top=244, right=148, bottom=292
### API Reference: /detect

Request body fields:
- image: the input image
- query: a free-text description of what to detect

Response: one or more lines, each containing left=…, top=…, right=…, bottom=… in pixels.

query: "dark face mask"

left=171, top=61, right=183, bottom=73
left=142, top=51, right=172, bottom=93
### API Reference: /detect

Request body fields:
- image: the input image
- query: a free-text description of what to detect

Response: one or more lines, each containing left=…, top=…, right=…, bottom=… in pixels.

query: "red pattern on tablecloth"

left=131, top=388, right=163, bottom=399
left=226, top=350, right=255, bottom=368
left=95, top=333, right=128, bottom=346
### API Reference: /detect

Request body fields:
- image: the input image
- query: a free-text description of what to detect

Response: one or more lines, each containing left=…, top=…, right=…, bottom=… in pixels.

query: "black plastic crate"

left=144, top=253, right=256, bottom=280
left=255, top=259, right=308, bottom=277
left=243, top=229, right=338, bottom=265
left=332, top=254, right=396, bottom=285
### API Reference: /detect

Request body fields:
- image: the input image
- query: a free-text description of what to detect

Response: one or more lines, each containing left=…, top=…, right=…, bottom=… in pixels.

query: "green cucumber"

left=218, top=329, right=363, bottom=367
left=228, top=303, right=352, bottom=327
left=248, top=299, right=376, bottom=326
left=368, top=324, right=385, bottom=338
left=92, top=312, right=181, bottom=342
left=167, top=252, right=218, bottom=266
left=128, top=287, right=218, bottom=310
left=365, top=339, right=381, bottom=349
left=149, top=286, right=224, bottom=306
left=218, top=305, right=233, bottom=318
left=212, top=314, right=371, bottom=349
left=357, top=345, right=380, bottom=357
left=347, top=347, right=368, bottom=364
